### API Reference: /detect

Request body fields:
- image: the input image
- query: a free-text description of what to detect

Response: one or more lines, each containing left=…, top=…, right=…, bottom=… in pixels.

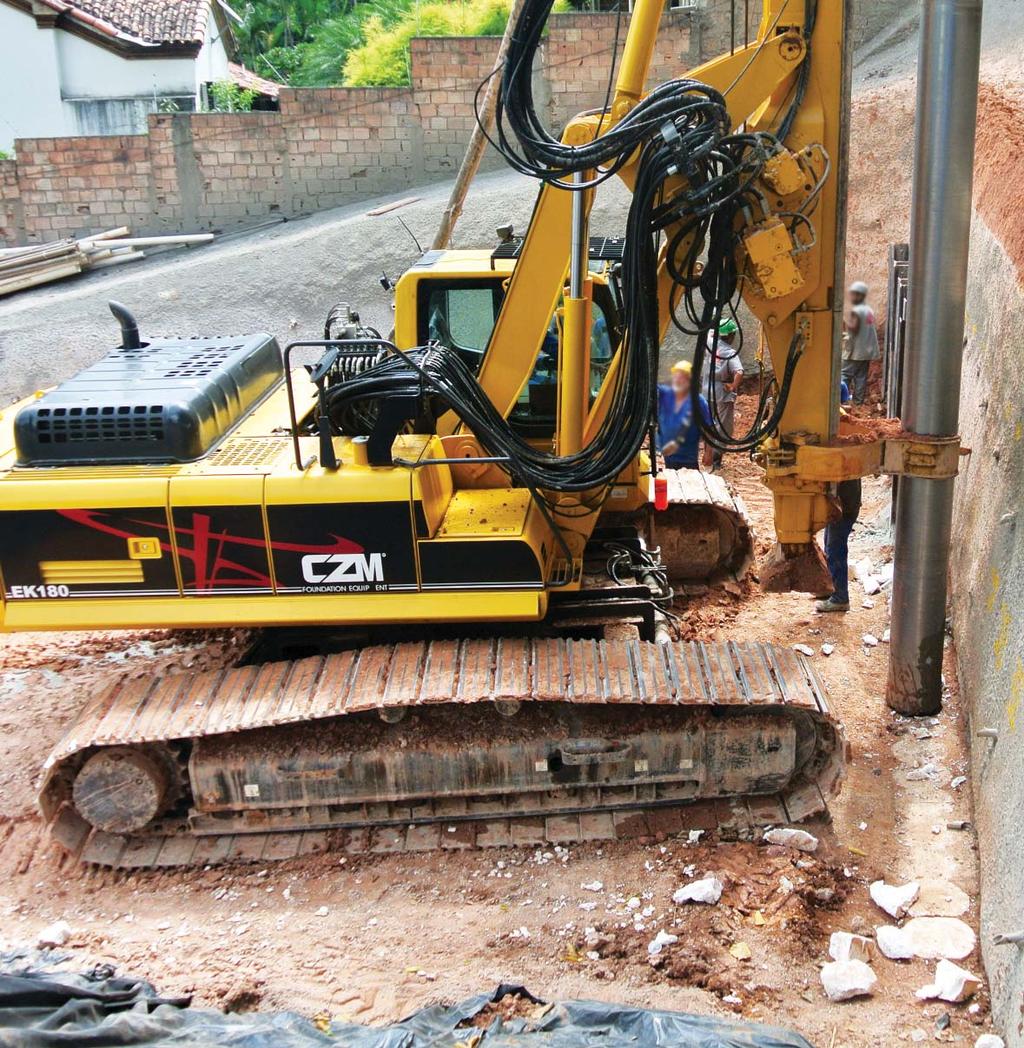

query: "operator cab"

left=409, top=237, right=624, bottom=437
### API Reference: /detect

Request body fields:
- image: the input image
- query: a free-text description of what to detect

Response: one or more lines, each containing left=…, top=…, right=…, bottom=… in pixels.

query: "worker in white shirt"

left=842, top=280, right=880, bottom=404
left=701, top=317, right=744, bottom=469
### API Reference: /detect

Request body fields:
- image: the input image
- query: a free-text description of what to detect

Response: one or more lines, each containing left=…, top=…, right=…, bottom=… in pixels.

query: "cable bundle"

left=330, top=0, right=818, bottom=493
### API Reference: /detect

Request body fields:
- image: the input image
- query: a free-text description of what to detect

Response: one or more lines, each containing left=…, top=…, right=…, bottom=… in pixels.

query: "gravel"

left=0, top=170, right=637, bottom=405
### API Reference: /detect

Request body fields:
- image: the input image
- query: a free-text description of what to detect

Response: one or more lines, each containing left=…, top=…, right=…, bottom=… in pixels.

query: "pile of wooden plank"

left=0, top=228, right=214, bottom=298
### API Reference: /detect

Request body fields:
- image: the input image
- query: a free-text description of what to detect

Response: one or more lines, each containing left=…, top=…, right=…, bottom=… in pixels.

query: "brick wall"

left=7, top=136, right=151, bottom=244
left=0, top=4, right=897, bottom=246
left=0, top=11, right=700, bottom=246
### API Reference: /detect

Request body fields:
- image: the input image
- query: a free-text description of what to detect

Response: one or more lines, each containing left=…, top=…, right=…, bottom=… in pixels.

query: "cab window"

left=417, top=280, right=505, bottom=363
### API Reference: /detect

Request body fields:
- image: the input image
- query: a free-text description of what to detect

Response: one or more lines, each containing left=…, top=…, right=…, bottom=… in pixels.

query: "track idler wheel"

left=72, top=747, right=172, bottom=834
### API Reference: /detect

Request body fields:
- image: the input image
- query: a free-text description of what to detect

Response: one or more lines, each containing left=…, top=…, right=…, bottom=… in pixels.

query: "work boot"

left=815, top=595, right=850, bottom=613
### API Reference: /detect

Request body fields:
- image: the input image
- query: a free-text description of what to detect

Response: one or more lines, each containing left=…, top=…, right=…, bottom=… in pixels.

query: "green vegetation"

left=238, top=0, right=572, bottom=89
left=343, top=0, right=527, bottom=87
left=208, top=81, right=259, bottom=112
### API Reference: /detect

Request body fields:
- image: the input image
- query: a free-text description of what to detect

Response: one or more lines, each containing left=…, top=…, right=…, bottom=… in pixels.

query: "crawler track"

left=40, top=638, right=845, bottom=869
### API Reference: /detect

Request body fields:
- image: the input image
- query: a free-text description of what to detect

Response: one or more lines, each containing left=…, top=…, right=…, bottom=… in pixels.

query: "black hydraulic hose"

left=338, top=0, right=818, bottom=493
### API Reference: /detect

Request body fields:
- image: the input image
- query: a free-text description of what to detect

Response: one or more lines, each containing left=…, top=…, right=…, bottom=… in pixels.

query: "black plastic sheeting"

left=0, top=963, right=817, bottom=1047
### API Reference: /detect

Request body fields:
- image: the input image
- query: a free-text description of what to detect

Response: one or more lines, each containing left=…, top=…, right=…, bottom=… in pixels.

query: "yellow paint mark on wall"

left=1015, top=419, right=1022, bottom=442
left=1008, top=658, right=1024, bottom=733
left=987, top=569, right=1000, bottom=614
left=994, top=602, right=1011, bottom=672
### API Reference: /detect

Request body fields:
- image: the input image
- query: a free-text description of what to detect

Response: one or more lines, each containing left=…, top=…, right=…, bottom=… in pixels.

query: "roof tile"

left=69, top=0, right=209, bottom=45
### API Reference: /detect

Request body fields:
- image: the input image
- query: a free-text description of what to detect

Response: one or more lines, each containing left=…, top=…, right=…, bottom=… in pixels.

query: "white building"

left=0, top=0, right=279, bottom=152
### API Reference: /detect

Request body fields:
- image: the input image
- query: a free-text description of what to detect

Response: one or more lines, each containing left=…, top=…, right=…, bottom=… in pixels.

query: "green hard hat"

left=718, top=318, right=739, bottom=337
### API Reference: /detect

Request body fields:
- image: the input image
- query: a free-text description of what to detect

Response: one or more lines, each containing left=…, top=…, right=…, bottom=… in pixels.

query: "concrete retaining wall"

left=951, top=213, right=1024, bottom=1047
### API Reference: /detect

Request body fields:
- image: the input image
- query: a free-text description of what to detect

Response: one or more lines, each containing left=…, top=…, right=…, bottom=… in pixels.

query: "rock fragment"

left=793, top=644, right=815, bottom=657
left=876, top=917, right=976, bottom=960
left=820, top=959, right=877, bottom=1001
left=975, top=1036, right=1005, bottom=1048
left=36, top=921, right=72, bottom=948
left=763, top=827, right=819, bottom=852
left=901, top=917, right=976, bottom=960
left=672, top=876, right=723, bottom=905
left=647, top=929, right=678, bottom=956
left=870, top=879, right=920, bottom=918
left=916, top=959, right=982, bottom=1003
left=876, top=925, right=915, bottom=959
left=829, top=931, right=875, bottom=963
left=906, top=762, right=942, bottom=782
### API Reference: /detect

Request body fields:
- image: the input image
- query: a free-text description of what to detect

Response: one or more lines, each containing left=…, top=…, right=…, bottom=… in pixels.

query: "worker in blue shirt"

left=657, top=360, right=713, bottom=470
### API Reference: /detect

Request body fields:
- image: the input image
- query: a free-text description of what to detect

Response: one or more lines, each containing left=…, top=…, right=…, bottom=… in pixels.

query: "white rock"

left=882, top=628, right=890, bottom=643
left=722, top=994, right=742, bottom=1005
left=763, top=827, right=819, bottom=853
left=314, top=906, right=329, bottom=917
left=916, top=959, right=982, bottom=1003
left=687, top=829, right=704, bottom=844
left=854, top=558, right=875, bottom=583
left=581, top=880, right=604, bottom=892
left=910, top=1029, right=928, bottom=1043
left=900, top=917, right=976, bottom=960
left=626, top=897, right=641, bottom=910
left=863, top=576, right=882, bottom=595
left=862, top=599, right=875, bottom=609
left=821, top=643, right=835, bottom=656
left=878, top=562, right=895, bottom=586
left=829, top=931, right=874, bottom=963
left=36, top=920, right=72, bottom=948
left=862, top=633, right=879, bottom=647
left=672, top=876, right=723, bottom=905
left=820, top=959, right=877, bottom=1001
left=793, top=644, right=815, bottom=657
left=876, top=925, right=915, bottom=960
left=870, top=879, right=920, bottom=918
left=975, top=1036, right=1006, bottom=1048
left=647, top=929, right=679, bottom=955
left=951, top=775, right=967, bottom=789
left=906, top=762, right=942, bottom=782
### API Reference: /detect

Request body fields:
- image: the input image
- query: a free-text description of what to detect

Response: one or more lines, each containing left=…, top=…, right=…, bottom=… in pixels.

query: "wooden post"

left=430, top=0, right=529, bottom=251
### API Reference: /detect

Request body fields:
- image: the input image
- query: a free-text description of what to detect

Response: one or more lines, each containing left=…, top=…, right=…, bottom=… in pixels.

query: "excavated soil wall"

left=949, top=84, right=1024, bottom=1048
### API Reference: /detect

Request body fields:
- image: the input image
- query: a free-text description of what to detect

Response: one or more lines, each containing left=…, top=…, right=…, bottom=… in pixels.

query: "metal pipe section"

left=569, top=171, right=587, bottom=298
left=558, top=171, right=591, bottom=456
left=887, top=0, right=983, bottom=716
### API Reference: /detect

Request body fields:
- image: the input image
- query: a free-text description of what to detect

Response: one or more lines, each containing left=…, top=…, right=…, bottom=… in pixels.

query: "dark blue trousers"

left=824, top=514, right=857, bottom=603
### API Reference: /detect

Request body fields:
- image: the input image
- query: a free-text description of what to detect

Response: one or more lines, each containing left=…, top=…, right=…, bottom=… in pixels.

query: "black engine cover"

left=14, top=333, right=283, bottom=466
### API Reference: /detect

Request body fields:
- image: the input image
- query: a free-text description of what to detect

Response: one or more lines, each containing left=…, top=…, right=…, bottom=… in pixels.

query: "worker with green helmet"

left=701, top=316, right=744, bottom=469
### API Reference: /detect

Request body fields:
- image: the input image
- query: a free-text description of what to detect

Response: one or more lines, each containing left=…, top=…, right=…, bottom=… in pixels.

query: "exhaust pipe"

left=887, top=0, right=983, bottom=716
left=109, top=301, right=141, bottom=350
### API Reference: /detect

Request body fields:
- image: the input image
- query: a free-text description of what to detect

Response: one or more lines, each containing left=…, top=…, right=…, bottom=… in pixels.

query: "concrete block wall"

left=0, top=11, right=696, bottom=246
left=0, top=2, right=902, bottom=247
left=5, top=135, right=150, bottom=242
